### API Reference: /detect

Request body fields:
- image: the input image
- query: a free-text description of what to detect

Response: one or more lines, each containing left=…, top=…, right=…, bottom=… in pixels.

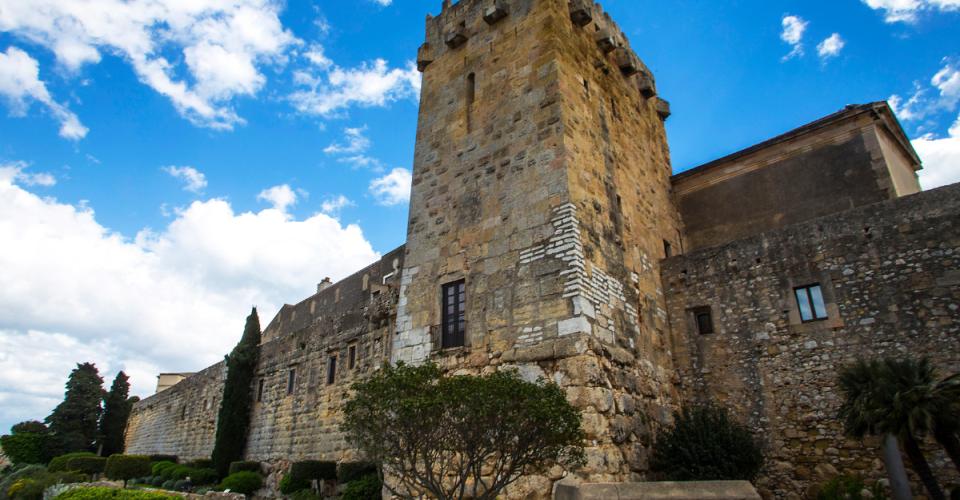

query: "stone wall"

left=662, top=184, right=960, bottom=498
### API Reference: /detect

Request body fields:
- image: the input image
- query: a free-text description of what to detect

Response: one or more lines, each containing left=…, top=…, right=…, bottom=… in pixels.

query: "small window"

left=348, top=345, right=357, bottom=370
left=693, top=307, right=714, bottom=335
left=664, top=240, right=673, bottom=258
left=257, top=379, right=265, bottom=402
left=441, top=280, right=466, bottom=349
left=327, top=356, right=337, bottom=385
left=287, top=369, right=296, bottom=395
left=795, top=284, right=828, bottom=322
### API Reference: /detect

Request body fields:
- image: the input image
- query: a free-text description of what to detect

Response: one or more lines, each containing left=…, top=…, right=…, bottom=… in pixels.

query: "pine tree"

left=98, top=371, right=133, bottom=456
left=46, top=363, right=105, bottom=455
left=211, top=307, right=261, bottom=478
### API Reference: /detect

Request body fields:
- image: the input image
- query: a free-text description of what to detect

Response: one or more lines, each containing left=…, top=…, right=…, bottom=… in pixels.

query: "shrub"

left=172, top=480, right=191, bottom=492
left=167, top=466, right=193, bottom=481
left=55, top=486, right=179, bottom=500
left=65, top=457, right=106, bottom=476
left=290, top=461, right=336, bottom=482
left=337, top=462, right=377, bottom=484
left=104, top=456, right=151, bottom=485
left=815, top=476, right=868, bottom=500
left=188, top=469, right=217, bottom=486
left=0, top=432, right=49, bottom=466
left=49, top=453, right=96, bottom=473
left=649, top=404, right=764, bottom=481
left=160, top=480, right=175, bottom=491
left=150, top=462, right=175, bottom=479
left=289, top=490, right=320, bottom=500
left=227, top=462, right=260, bottom=475
left=218, top=471, right=262, bottom=496
left=184, top=459, right=212, bottom=470
left=149, top=477, right=164, bottom=487
left=341, top=475, right=381, bottom=500
left=5, top=471, right=86, bottom=500
left=147, top=456, right=177, bottom=464
left=7, top=478, right=44, bottom=500
left=278, top=475, right=309, bottom=495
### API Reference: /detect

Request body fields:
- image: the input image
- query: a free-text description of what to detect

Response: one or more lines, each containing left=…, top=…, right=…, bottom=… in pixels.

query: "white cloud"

left=163, top=165, right=208, bottom=193
left=817, top=34, right=846, bottom=61
left=0, top=0, right=299, bottom=130
left=369, top=167, right=412, bottom=206
left=0, top=161, right=57, bottom=187
left=862, top=0, right=960, bottom=22
left=290, top=59, right=421, bottom=118
left=780, top=15, right=809, bottom=61
left=889, top=60, right=960, bottom=122
left=371, top=0, right=392, bottom=5
left=324, top=126, right=371, bottom=155
left=257, top=184, right=298, bottom=212
left=0, top=171, right=379, bottom=431
left=914, top=128, right=960, bottom=189
left=320, top=195, right=354, bottom=215
left=0, top=47, right=88, bottom=140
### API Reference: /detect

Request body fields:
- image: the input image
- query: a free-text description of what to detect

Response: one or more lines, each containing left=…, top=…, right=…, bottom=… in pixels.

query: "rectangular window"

left=664, top=240, right=673, bottom=258
left=348, top=345, right=357, bottom=370
left=287, top=369, right=296, bottom=395
left=327, top=356, right=337, bottom=385
left=441, top=280, right=466, bottom=348
left=795, top=284, right=828, bottom=322
left=257, top=379, right=265, bottom=402
left=693, top=307, right=714, bottom=335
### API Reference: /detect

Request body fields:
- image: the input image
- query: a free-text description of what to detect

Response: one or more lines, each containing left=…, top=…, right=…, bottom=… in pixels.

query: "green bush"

left=290, top=461, right=336, bottom=482
left=289, top=490, right=320, bottom=500
left=159, top=480, right=175, bottom=491
left=0, top=434, right=49, bottom=466
left=167, top=466, right=193, bottom=481
left=7, top=478, right=45, bottom=500
left=278, top=475, right=309, bottom=495
left=104, top=456, right=151, bottom=484
left=55, top=486, right=178, bottom=500
left=150, top=462, right=175, bottom=479
left=184, top=460, right=212, bottom=470
left=5, top=471, right=86, bottom=500
left=218, top=472, right=262, bottom=496
left=815, top=476, right=867, bottom=500
left=337, top=462, right=377, bottom=484
left=172, top=480, right=190, bottom=492
left=49, top=453, right=96, bottom=473
left=147, top=456, right=177, bottom=464
left=0, top=466, right=45, bottom=500
left=65, top=457, right=106, bottom=476
left=187, top=469, right=217, bottom=486
left=149, top=477, right=165, bottom=487
left=227, top=462, right=260, bottom=475
left=649, top=404, right=764, bottom=481
left=341, top=475, right=381, bottom=500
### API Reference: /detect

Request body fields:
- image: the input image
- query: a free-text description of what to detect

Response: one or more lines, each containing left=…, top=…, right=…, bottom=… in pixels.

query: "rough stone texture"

left=663, top=184, right=960, bottom=498
left=554, top=481, right=761, bottom=500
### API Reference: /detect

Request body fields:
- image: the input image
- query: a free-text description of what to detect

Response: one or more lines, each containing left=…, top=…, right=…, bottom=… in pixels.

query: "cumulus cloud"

left=257, top=184, right=298, bottom=212
left=163, top=166, right=208, bottom=193
left=320, top=195, right=354, bottom=215
left=290, top=59, right=421, bottom=118
left=913, top=125, right=960, bottom=189
left=369, top=168, right=412, bottom=206
left=324, top=126, right=371, bottom=155
left=0, top=161, right=56, bottom=187
left=0, top=0, right=298, bottom=130
left=0, top=171, right=379, bottom=431
left=862, top=0, right=960, bottom=22
left=780, top=15, right=809, bottom=61
left=0, top=47, right=88, bottom=140
left=890, top=60, right=960, bottom=122
left=817, top=34, right=846, bottom=61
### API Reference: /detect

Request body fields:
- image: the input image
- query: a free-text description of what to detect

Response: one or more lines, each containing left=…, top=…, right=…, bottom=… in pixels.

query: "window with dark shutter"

left=795, top=284, right=828, bottom=322
left=441, top=280, right=466, bottom=348
left=287, top=369, right=296, bottom=395
left=327, top=356, right=337, bottom=385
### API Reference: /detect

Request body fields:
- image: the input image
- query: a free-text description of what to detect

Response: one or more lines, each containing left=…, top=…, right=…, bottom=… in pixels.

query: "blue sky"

left=0, top=0, right=958, bottom=432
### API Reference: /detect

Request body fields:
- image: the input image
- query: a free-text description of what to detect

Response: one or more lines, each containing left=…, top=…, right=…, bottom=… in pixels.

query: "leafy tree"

left=104, top=455, right=151, bottom=486
left=342, top=363, right=585, bottom=500
left=649, top=403, right=764, bottom=481
left=839, top=358, right=958, bottom=500
left=211, top=308, right=261, bottom=478
left=98, top=372, right=133, bottom=456
left=46, top=363, right=105, bottom=455
left=0, top=422, right=50, bottom=465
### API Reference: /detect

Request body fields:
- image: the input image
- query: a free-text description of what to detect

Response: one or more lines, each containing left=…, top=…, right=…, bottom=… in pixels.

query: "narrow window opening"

left=287, top=369, right=296, bottom=395
left=466, top=73, right=476, bottom=132
left=441, top=280, right=466, bottom=349
left=180, top=406, right=186, bottom=421
left=348, top=345, right=357, bottom=370
left=257, top=379, right=265, bottom=402
left=663, top=239, right=673, bottom=258
left=327, top=356, right=337, bottom=385
left=693, top=307, right=714, bottom=335
left=795, top=284, right=829, bottom=322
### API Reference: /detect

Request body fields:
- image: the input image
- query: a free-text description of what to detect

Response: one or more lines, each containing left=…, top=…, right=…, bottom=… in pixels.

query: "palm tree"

left=839, top=358, right=955, bottom=500
left=930, top=373, right=960, bottom=474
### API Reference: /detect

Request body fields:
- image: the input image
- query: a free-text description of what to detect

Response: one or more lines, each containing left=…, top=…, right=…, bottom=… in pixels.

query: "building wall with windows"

left=662, top=183, right=960, bottom=498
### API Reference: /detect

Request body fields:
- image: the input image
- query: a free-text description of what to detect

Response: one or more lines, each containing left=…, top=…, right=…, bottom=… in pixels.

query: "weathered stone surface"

left=555, top=481, right=762, bottom=500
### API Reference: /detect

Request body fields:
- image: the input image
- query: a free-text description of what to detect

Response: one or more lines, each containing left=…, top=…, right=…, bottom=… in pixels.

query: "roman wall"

left=662, top=184, right=960, bottom=498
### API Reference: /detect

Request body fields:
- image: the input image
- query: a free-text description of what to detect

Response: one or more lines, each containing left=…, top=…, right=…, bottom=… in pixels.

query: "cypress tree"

left=46, top=363, right=105, bottom=454
left=211, top=307, right=261, bottom=478
left=98, top=371, right=133, bottom=456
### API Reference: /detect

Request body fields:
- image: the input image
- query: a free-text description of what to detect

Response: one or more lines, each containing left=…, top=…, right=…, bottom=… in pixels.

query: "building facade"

left=125, top=1, right=959, bottom=498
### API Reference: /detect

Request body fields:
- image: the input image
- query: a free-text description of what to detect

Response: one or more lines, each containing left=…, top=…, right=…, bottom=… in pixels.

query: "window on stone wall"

left=287, top=369, right=296, bottom=395
left=257, top=379, right=265, bottom=402
left=664, top=240, right=673, bottom=258
left=348, top=345, right=357, bottom=370
left=442, top=280, right=466, bottom=348
left=795, top=284, right=828, bottom=322
left=693, top=306, right=714, bottom=335
left=327, top=355, right=337, bottom=385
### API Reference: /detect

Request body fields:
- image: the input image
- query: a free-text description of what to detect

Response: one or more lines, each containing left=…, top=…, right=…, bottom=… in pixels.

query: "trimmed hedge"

left=150, top=462, right=175, bottom=479
left=48, top=454, right=96, bottom=473
left=104, top=456, right=151, bottom=483
left=187, top=469, right=218, bottom=486
left=337, top=462, right=377, bottom=484
left=290, top=461, right=336, bottom=482
left=147, top=456, right=177, bottom=464
left=55, top=486, right=178, bottom=500
left=65, top=457, right=106, bottom=475
left=227, top=462, right=260, bottom=475
left=219, top=471, right=262, bottom=496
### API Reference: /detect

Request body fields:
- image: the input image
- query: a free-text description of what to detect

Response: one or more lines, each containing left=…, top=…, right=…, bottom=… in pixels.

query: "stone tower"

left=393, top=0, right=683, bottom=483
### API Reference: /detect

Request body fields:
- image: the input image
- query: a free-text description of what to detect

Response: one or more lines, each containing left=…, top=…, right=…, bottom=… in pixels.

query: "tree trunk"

left=883, top=433, right=915, bottom=500
left=933, top=425, right=960, bottom=474
left=902, top=433, right=946, bottom=500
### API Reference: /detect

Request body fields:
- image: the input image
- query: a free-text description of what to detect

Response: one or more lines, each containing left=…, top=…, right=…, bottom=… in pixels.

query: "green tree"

left=342, top=363, right=585, bottom=500
left=839, top=358, right=958, bottom=500
left=0, top=422, right=51, bottom=465
left=649, top=404, right=764, bottom=482
left=46, top=363, right=104, bottom=455
left=98, top=371, right=133, bottom=456
left=211, top=308, right=261, bottom=478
